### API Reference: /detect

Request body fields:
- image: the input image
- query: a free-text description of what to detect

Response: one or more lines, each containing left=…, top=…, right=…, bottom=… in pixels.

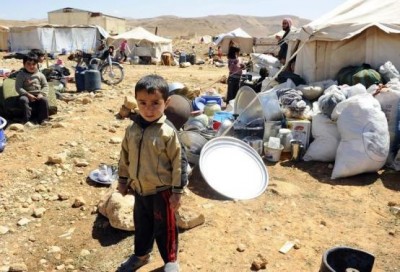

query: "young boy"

left=15, top=53, right=49, bottom=124
left=117, top=74, right=188, bottom=272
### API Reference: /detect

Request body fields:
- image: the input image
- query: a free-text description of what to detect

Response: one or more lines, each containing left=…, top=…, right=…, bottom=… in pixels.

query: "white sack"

left=303, top=113, right=340, bottom=162
left=331, top=93, right=389, bottom=179
left=379, top=61, right=400, bottom=82
left=373, top=87, right=400, bottom=169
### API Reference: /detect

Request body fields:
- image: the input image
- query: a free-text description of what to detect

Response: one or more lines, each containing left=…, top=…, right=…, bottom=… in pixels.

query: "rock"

left=58, top=193, right=70, bottom=201
left=33, top=207, right=46, bottom=218
left=237, top=243, right=246, bottom=252
left=389, top=206, right=400, bottom=217
left=31, top=193, right=43, bottom=202
left=74, top=159, right=89, bottom=167
left=47, top=152, right=68, bottom=164
left=82, top=97, right=92, bottom=104
left=17, top=217, right=30, bottom=226
left=176, top=212, right=205, bottom=230
left=56, top=264, right=65, bottom=270
left=124, top=96, right=137, bottom=110
left=80, top=249, right=90, bottom=256
left=48, top=246, right=62, bottom=253
left=72, top=197, right=86, bottom=208
left=8, top=123, right=25, bottom=132
left=98, top=190, right=135, bottom=231
left=0, top=225, right=9, bottom=234
left=109, top=137, right=122, bottom=144
left=251, top=254, right=268, bottom=271
left=8, top=263, right=28, bottom=272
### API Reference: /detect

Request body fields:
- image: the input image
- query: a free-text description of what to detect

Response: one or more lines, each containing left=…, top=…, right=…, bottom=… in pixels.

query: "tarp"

left=0, top=26, right=9, bottom=51
left=9, top=24, right=108, bottom=54
left=107, top=27, right=172, bottom=60
left=213, top=28, right=254, bottom=54
left=293, top=0, right=400, bottom=83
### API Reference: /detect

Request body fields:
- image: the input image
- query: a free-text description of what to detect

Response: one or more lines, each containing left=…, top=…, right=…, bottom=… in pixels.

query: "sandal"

left=117, top=254, right=151, bottom=272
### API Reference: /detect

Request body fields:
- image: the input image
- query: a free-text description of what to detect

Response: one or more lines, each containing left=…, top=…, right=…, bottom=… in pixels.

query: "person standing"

left=277, top=18, right=293, bottom=65
left=226, top=45, right=244, bottom=102
left=119, top=40, right=131, bottom=63
left=117, top=74, right=188, bottom=272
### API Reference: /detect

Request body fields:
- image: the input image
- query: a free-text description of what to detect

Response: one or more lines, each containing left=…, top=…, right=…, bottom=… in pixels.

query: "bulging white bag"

left=303, top=113, right=340, bottom=162
left=331, top=93, right=389, bottom=179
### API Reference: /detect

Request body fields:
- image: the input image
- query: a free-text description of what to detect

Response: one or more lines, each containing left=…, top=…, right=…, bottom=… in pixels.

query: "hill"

left=0, top=15, right=310, bottom=38
left=126, top=15, right=310, bottom=38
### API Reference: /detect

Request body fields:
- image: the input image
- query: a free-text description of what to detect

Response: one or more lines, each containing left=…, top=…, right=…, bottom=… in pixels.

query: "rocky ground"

left=0, top=51, right=399, bottom=272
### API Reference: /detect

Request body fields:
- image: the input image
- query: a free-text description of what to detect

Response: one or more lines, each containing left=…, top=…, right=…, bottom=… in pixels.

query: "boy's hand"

left=117, top=182, right=129, bottom=196
left=27, top=93, right=37, bottom=102
left=169, top=193, right=182, bottom=212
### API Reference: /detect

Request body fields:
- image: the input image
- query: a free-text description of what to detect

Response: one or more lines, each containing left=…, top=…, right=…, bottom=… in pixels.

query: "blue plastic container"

left=0, top=116, right=7, bottom=153
left=201, top=95, right=223, bottom=106
left=75, top=66, right=87, bottom=92
left=84, top=69, right=101, bottom=92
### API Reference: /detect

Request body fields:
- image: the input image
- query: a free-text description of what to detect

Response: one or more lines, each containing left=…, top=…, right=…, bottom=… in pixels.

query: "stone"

left=72, top=197, right=86, bottom=208
left=80, top=249, right=90, bottom=256
left=17, top=218, right=30, bottom=226
left=47, top=152, right=68, bottom=164
left=8, top=124, right=25, bottom=132
left=98, top=190, right=135, bottom=231
left=237, top=243, right=246, bottom=252
left=8, top=263, right=28, bottom=272
left=109, top=137, right=122, bottom=144
left=48, top=246, right=61, bottom=253
left=0, top=225, right=9, bottom=234
left=33, top=207, right=46, bottom=218
left=74, top=159, right=89, bottom=167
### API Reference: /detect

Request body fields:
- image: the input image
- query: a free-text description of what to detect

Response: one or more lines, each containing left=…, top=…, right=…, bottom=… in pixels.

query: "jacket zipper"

left=136, top=127, right=145, bottom=193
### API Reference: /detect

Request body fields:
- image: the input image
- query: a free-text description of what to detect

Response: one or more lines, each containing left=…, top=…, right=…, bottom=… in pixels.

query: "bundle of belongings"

left=261, top=61, right=400, bottom=179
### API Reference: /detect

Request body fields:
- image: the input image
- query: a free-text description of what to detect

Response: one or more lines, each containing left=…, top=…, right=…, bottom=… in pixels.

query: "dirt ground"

left=0, top=51, right=399, bottom=272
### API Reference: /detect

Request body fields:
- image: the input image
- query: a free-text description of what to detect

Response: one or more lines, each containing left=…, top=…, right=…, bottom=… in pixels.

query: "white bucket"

left=264, top=144, right=284, bottom=162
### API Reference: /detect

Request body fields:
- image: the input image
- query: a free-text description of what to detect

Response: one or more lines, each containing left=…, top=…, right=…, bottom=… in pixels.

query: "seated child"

left=15, top=53, right=49, bottom=124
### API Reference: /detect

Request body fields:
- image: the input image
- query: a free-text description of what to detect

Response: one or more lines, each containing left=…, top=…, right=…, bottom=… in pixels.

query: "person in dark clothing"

left=226, top=45, right=244, bottom=102
left=277, top=18, right=293, bottom=65
left=15, top=53, right=49, bottom=124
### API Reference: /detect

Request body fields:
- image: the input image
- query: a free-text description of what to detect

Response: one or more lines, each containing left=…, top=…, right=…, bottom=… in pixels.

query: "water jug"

left=84, top=68, right=101, bottom=92
left=75, top=66, right=86, bottom=92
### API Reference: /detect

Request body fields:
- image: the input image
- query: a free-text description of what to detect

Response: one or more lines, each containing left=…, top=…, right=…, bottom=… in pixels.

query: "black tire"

left=100, top=63, right=124, bottom=85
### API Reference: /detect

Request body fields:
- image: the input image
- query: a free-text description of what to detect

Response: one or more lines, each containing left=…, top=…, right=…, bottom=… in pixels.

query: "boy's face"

left=24, top=60, right=38, bottom=73
left=136, top=89, right=166, bottom=122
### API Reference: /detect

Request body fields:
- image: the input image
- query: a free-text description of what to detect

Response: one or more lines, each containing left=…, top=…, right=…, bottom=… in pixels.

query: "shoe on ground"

left=164, top=262, right=180, bottom=272
left=117, top=254, right=151, bottom=272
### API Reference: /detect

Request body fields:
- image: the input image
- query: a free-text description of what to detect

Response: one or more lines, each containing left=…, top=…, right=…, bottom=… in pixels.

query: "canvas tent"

left=0, top=26, right=9, bottom=51
left=107, top=27, right=172, bottom=60
left=293, top=0, right=400, bottom=83
left=9, top=24, right=109, bottom=54
left=213, top=28, right=254, bottom=54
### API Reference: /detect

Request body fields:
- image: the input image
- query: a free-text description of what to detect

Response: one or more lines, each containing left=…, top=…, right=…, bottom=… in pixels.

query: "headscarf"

left=283, top=18, right=293, bottom=28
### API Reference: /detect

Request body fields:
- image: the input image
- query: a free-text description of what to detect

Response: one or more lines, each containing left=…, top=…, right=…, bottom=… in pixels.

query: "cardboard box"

left=286, top=119, right=311, bottom=149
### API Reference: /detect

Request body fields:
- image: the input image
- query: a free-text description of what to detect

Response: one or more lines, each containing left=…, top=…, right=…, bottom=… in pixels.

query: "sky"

left=0, top=0, right=347, bottom=21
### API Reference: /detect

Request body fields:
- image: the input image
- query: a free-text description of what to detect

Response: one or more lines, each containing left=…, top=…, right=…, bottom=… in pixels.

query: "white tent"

left=293, top=0, right=400, bottom=83
left=213, top=28, right=254, bottom=54
left=0, top=26, right=9, bottom=51
left=107, top=27, right=172, bottom=60
left=9, top=24, right=108, bottom=54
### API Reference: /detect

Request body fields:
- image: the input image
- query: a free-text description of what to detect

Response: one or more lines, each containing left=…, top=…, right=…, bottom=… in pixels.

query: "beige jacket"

left=118, top=115, right=188, bottom=196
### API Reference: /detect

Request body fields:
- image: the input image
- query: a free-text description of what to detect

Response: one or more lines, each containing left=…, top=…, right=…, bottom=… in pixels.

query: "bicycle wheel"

left=100, top=63, right=124, bottom=85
